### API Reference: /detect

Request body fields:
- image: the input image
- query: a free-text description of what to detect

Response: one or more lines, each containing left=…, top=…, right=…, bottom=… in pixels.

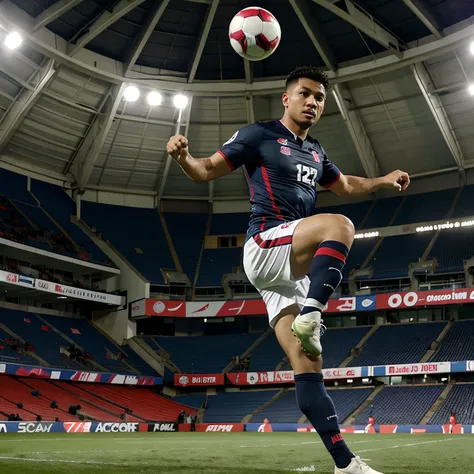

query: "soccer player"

left=449, top=412, right=456, bottom=434
left=364, top=415, right=375, bottom=434
left=166, top=65, right=410, bottom=474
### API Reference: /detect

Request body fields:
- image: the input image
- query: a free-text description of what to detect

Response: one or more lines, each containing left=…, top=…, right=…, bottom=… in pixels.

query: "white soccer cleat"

left=334, top=456, right=384, bottom=474
left=291, top=311, right=325, bottom=357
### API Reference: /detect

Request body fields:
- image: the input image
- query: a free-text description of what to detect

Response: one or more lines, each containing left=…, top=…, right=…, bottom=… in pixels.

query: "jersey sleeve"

left=317, top=148, right=341, bottom=189
left=218, top=124, right=262, bottom=171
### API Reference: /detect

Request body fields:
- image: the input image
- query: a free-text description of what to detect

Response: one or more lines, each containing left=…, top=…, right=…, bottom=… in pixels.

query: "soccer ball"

left=229, top=7, right=281, bottom=61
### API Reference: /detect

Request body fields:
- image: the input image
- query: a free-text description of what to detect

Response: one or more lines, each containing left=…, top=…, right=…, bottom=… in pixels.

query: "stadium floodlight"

left=124, top=85, right=140, bottom=102
left=469, top=84, right=474, bottom=96
left=4, top=32, right=22, bottom=50
left=173, top=93, right=189, bottom=110
left=147, top=91, right=162, bottom=106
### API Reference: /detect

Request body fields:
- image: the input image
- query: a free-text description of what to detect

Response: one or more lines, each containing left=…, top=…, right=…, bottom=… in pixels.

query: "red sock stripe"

left=254, top=233, right=292, bottom=249
left=314, top=246, right=347, bottom=263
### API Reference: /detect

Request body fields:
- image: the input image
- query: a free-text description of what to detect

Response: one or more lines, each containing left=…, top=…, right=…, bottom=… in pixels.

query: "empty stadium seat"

left=429, top=384, right=474, bottom=425
left=0, top=308, right=84, bottom=369
left=366, top=233, right=432, bottom=278
left=429, top=321, right=474, bottom=362
left=204, top=391, right=278, bottom=422
left=76, top=384, right=194, bottom=421
left=40, top=314, right=155, bottom=374
left=322, top=327, right=371, bottom=368
left=316, top=201, right=372, bottom=228
left=392, top=189, right=457, bottom=225
left=155, top=334, right=259, bottom=373
left=164, top=212, right=207, bottom=283
left=360, top=196, right=403, bottom=229
left=82, top=202, right=174, bottom=283
left=348, top=323, right=446, bottom=367
left=31, top=179, right=109, bottom=265
left=198, top=248, right=243, bottom=286
left=210, top=213, right=250, bottom=235
left=355, top=385, right=444, bottom=424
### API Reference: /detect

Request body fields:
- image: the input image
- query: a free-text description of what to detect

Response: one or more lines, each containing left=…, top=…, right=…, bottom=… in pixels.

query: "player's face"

left=283, top=78, right=326, bottom=129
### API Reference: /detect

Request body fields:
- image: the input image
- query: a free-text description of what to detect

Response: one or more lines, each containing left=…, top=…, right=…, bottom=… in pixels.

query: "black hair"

left=285, top=66, right=330, bottom=91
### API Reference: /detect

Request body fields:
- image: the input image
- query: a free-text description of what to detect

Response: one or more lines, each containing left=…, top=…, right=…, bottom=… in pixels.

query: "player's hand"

left=383, top=170, right=410, bottom=192
left=166, top=134, right=189, bottom=162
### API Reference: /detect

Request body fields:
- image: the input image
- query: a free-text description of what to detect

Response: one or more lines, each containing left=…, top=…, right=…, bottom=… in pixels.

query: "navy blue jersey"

left=218, top=120, right=341, bottom=239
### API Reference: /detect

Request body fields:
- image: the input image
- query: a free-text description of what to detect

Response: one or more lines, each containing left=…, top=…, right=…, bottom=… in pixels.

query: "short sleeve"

left=218, top=124, right=262, bottom=171
left=317, top=148, right=341, bottom=189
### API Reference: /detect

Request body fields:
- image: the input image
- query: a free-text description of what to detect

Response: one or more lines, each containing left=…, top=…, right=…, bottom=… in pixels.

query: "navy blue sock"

left=295, top=373, right=353, bottom=468
left=301, top=240, right=349, bottom=315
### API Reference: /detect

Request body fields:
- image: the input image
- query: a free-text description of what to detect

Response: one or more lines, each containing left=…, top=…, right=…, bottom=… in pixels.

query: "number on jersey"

left=296, top=164, right=317, bottom=186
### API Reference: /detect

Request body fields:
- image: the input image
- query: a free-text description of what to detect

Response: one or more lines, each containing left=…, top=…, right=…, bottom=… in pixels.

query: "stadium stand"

left=355, top=385, right=445, bottom=424
left=359, top=196, right=403, bottom=229
left=0, top=376, right=77, bottom=421
left=40, top=313, right=155, bottom=374
left=172, top=395, right=207, bottom=409
left=348, top=323, right=447, bottom=367
left=366, top=233, right=433, bottom=279
left=429, top=230, right=474, bottom=273
left=316, top=201, right=372, bottom=228
left=81, top=201, right=174, bottom=283
left=321, top=327, right=371, bottom=368
left=198, top=247, right=243, bottom=286
left=452, top=184, right=474, bottom=218
left=0, top=327, right=39, bottom=365
left=164, top=212, right=207, bottom=283
left=209, top=213, right=250, bottom=236
left=0, top=308, right=85, bottom=369
left=30, top=179, right=109, bottom=265
left=254, top=388, right=373, bottom=424
left=429, top=384, right=474, bottom=425
left=429, top=320, right=474, bottom=362
left=203, top=391, right=278, bottom=422
left=392, top=188, right=458, bottom=225
left=155, top=334, right=260, bottom=373
left=75, top=384, right=195, bottom=421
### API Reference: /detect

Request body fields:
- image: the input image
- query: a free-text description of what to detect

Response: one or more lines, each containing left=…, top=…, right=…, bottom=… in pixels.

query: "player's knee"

left=330, top=214, right=355, bottom=243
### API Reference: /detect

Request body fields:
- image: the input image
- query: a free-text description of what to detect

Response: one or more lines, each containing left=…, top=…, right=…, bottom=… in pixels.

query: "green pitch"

left=0, top=432, right=470, bottom=473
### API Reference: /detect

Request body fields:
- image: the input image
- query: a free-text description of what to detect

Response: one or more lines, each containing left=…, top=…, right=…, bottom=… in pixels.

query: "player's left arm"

left=328, top=170, right=410, bottom=197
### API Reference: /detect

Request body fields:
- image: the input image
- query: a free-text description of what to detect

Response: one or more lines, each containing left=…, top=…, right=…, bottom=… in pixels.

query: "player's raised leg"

left=274, top=309, right=382, bottom=474
left=290, top=213, right=355, bottom=357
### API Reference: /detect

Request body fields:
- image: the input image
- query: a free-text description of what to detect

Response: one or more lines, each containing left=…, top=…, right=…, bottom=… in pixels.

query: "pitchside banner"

left=131, top=288, right=474, bottom=319
left=177, top=361, right=474, bottom=386
left=0, top=362, right=162, bottom=385
left=174, top=373, right=225, bottom=387
left=0, top=269, right=123, bottom=305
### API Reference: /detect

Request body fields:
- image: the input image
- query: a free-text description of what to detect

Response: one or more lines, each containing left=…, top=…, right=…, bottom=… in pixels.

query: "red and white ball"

left=229, top=7, right=281, bottom=61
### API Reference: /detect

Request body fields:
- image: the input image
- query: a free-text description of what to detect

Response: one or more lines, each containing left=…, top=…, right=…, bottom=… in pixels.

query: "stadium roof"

left=0, top=0, right=473, bottom=202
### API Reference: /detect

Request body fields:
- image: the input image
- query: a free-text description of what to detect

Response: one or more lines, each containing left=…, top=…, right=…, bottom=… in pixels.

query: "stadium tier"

left=30, top=179, right=110, bottom=265
left=203, top=391, right=279, bottom=422
left=73, top=384, right=196, bottom=421
left=163, top=213, right=207, bottom=284
left=354, top=385, right=445, bottom=425
left=0, top=308, right=155, bottom=375
left=429, top=384, right=474, bottom=425
left=348, top=323, right=447, bottom=367
left=429, top=320, right=474, bottom=362
left=81, top=202, right=174, bottom=283
left=0, top=377, right=192, bottom=422
left=154, top=334, right=260, bottom=373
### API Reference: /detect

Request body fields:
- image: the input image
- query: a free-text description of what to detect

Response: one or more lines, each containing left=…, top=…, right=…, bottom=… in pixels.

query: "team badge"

left=312, top=150, right=321, bottom=163
left=280, top=146, right=291, bottom=155
left=277, top=138, right=288, bottom=145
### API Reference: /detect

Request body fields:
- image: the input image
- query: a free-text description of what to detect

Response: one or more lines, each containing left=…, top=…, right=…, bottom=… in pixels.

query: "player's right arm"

left=166, top=135, right=232, bottom=182
left=167, top=125, right=261, bottom=182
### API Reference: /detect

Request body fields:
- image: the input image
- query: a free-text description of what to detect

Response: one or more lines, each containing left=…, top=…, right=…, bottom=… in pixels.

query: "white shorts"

left=243, top=219, right=309, bottom=328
